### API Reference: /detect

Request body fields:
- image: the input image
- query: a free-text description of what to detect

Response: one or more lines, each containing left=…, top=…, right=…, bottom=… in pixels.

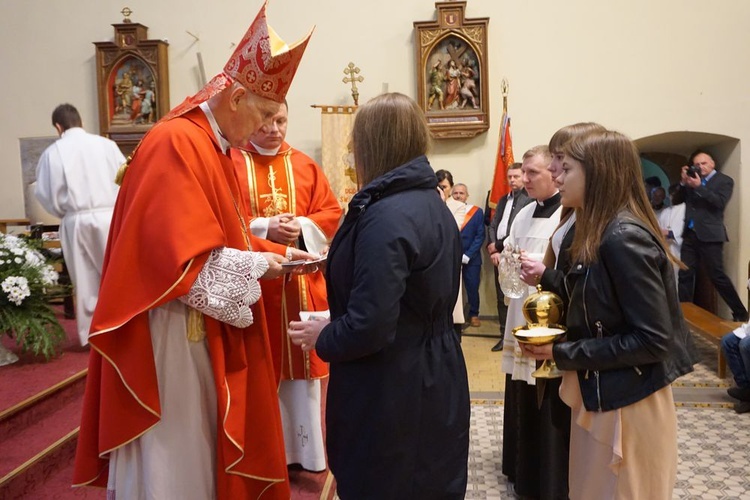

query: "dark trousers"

left=462, top=262, right=481, bottom=318
left=493, top=265, right=508, bottom=338
left=722, top=332, right=750, bottom=388
left=678, top=229, right=748, bottom=320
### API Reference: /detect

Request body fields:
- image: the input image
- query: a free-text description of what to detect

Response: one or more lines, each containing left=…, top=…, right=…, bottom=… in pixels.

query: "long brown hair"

left=352, top=93, right=431, bottom=185
left=549, top=123, right=606, bottom=224
left=548, top=122, right=605, bottom=154
left=563, top=130, right=677, bottom=266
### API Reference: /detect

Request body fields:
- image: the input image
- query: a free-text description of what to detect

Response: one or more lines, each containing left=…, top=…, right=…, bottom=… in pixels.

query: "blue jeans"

left=721, top=332, right=750, bottom=388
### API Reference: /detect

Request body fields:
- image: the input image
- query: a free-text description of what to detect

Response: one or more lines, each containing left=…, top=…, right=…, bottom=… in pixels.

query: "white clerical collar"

left=536, top=190, right=560, bottom=207
left=199, top=101, right=231, bottom=154
left=250, top=141, right=280, bottom=156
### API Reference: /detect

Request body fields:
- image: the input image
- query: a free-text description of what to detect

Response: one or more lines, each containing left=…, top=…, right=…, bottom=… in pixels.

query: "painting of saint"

left=424, top=35, right=480, bottom=113
left=108, top=57, right=157, bottom=128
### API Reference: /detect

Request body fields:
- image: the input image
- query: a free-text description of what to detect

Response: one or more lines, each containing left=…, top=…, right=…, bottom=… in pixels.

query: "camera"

left=686, top=164, right=701, bottom=179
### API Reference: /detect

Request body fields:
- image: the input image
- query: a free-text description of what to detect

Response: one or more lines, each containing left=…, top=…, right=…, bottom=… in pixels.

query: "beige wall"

left=1, top=0, right=747, bottom=312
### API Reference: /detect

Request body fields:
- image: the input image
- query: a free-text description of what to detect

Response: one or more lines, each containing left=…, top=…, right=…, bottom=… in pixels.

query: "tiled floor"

left=461, top=318, right=750, bottom=499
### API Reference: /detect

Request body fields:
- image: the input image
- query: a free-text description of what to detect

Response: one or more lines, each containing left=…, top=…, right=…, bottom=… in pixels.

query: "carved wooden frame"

left=94, top=21, right=169, bottom=155
left=414, top=1, right=489, bottom=139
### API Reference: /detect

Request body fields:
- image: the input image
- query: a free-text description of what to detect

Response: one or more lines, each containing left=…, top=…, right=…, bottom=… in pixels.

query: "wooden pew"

left=681, top=302, right=741, bottom=378
left=0, top=218, right=30, bottom=234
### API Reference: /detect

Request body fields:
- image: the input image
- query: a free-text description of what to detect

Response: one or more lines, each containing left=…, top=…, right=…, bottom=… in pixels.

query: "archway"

left=635, top=131, right=742, bottom=317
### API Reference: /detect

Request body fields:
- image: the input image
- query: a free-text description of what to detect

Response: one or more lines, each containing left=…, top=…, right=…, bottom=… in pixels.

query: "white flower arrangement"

left=0, top=233, right=66, bottom=360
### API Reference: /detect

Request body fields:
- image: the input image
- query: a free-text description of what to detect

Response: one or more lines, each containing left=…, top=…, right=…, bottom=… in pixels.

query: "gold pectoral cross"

left=259, top=166, right=288, bottom=217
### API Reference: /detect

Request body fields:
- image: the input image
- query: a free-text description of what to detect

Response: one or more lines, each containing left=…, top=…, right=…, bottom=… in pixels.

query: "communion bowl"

left=522, top=285, right=564, bottom=326
left=512, top=323, right=567, bottom=346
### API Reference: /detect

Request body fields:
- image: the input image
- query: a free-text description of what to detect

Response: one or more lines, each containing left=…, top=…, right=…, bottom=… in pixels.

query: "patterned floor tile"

left=468, top=404, right=750, bottom=499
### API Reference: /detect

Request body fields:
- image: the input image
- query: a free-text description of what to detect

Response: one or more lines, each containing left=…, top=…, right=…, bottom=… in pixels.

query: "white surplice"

left=35, top=127, right=123, bottom=345
left=500, top=202, right=562, bottom=384
left=658, top=202, right=686, bottom=287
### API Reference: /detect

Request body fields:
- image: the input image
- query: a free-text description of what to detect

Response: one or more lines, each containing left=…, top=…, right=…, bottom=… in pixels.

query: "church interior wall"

left=1, top=0, right=747, bottom=314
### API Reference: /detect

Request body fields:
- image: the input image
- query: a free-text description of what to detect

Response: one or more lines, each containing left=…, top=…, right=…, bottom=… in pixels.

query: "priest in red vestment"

left=233, top=101, right=342, bottom=471
left=72, top=3, right=314, bottom=499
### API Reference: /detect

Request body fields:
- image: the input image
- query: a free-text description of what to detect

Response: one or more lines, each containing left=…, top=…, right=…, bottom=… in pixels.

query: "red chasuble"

left=233, top=144, right=341, bottom=382
left=72, top=109, right=290, bottom=499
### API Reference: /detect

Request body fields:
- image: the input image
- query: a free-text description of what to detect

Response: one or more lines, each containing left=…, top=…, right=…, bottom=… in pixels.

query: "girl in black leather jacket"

left=521, top=130, right=695, bottom=500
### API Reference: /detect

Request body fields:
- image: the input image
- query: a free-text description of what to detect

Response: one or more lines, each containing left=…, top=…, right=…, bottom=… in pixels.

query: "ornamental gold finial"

left=501, top=78, right=509, bottom=113
left=342, top=62, right=364, bottom=106
left=121, top=6, right=133, bottom=23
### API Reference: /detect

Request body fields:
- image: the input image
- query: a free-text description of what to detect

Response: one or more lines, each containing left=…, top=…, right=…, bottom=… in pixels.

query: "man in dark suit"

left=678, top=149, right=748, bottom=322
left=486, top=163, right=533, bottom=350
left=453, top=183, right=485, bottom=329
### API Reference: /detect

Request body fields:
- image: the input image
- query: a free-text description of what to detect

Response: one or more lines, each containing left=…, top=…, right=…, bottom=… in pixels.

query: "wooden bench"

left=681, top=302, right=741, bottom=378
left=0, top=218, right=30, bottom=234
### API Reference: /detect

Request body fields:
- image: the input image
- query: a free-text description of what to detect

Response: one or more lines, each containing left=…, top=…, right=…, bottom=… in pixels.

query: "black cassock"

left=502, top=198, right=571, bottom=500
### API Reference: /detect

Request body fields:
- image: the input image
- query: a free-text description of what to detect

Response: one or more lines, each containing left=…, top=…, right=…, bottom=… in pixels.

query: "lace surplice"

left=179, top=247, right=269, bottom=328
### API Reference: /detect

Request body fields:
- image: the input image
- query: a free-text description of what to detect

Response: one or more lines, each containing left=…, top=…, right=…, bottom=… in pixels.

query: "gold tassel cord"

left=186, top=307, right=207, bottom=342
left=114, top=156, right=131, bottom=186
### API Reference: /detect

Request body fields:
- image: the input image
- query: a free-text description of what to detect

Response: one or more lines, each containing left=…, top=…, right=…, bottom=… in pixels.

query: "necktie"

left=688, top=177, right=707, bottom=229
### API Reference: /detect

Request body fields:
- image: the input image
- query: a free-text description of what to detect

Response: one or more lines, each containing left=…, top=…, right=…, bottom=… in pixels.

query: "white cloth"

left=446, top=197, right=467, bottom=228
left=658, top=202, right=686, bottom=287
left=107, top=249, right=266, bottom=499
left=501, top=202, right=562, bottom=384
left=446, top=197, right=466, bottom=324
left=278, top=379, right=327, bottom=471
left=34, top=127, right=123, bottom=345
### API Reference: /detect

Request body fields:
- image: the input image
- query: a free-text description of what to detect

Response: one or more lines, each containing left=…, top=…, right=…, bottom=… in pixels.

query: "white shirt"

left=495, top=192, right=515, bottom=241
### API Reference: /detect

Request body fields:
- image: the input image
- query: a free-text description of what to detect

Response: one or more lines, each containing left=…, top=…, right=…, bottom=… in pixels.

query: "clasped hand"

left=268, top=213, right=301, bottom=245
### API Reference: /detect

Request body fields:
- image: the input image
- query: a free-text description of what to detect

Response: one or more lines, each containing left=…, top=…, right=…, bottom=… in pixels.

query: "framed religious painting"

left=94, top=12, right=169, bottom=156
left=414, top=1, right=489, bottom=139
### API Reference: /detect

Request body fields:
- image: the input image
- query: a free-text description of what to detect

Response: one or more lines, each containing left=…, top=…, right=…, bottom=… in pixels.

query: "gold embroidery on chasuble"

left=241, top=149, right=312, bottom=379
left=241, top=150, right=297, bottom=218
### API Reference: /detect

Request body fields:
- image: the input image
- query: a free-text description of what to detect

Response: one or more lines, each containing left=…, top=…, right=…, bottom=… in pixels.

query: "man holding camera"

left=678, top=150, right=748, bottom=322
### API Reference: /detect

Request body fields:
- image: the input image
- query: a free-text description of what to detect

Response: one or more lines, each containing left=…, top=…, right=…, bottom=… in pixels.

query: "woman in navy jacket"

left=288, top=93, right=470, bottom=499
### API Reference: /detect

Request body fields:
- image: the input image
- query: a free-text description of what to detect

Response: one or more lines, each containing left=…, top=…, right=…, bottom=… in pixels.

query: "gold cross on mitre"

left=342, top=62, right=364, bottom=106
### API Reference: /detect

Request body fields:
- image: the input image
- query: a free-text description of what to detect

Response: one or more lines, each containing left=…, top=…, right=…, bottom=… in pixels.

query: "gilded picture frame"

left=94, top=21, right=169, bottom=156
left=414, top=1, right=489, bottom=139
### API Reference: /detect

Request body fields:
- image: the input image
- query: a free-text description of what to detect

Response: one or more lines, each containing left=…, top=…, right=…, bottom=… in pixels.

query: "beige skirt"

left=560, top=371, right=677, bottom=500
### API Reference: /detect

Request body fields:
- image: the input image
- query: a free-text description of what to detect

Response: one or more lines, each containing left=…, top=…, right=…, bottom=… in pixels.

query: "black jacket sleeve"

left=553, top=223, right=673, bottom=371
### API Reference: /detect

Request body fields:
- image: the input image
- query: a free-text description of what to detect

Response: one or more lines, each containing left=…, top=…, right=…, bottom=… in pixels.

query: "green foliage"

left=0, top=233, right=66, bottom=360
